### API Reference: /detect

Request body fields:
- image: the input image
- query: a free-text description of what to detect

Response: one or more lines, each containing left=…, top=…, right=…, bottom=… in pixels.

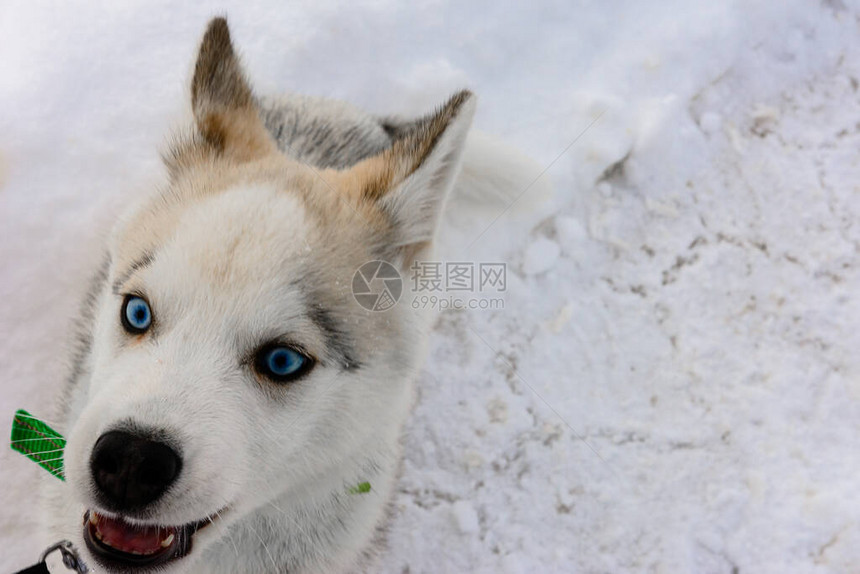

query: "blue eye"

left=121, top=296, right=152, bottom=333
left=256, top=346, right=311, bottom=382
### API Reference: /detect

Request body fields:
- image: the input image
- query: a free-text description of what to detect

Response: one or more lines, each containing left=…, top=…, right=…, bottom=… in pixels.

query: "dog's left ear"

left=341, top=91, right=476, bottom=261
left=169, top=18, right=276, bottom=172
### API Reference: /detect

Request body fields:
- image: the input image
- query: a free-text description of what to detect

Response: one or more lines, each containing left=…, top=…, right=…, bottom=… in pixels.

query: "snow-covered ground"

left=2, top=1, right=859, bottom=572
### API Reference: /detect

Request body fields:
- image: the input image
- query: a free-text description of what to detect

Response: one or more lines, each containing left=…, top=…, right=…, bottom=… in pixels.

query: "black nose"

left=90, top=430, right=182, bottom=511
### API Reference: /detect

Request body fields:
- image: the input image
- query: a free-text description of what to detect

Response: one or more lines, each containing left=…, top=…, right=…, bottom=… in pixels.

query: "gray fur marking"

left=112, top=251, right=155, bottom=294
left=259, top=95, right=396, bottom=169
left=61, top=254, right=110, bottom=411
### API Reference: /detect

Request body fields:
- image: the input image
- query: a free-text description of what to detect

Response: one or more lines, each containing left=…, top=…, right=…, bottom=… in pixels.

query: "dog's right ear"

left=167, top=18, right=276, bottom=174
left=333, top=91, right=476, bottom=265
left=190, top=17, right=276, bottom=161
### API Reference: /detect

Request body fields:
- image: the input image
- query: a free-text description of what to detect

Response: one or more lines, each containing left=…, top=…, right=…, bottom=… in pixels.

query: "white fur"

left=48, top=183, right=418, bottom=572
left=42, top=19, right=540, bottom=574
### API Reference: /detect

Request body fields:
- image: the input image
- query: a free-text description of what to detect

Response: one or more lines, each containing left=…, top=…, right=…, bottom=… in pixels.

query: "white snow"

left=2, top=1, right=860, bottom=573
left=451, top=500, right=481, bottom=535
left=522, top=237, right=561, bottom=276
left=699, top=111, right=723, bottom=135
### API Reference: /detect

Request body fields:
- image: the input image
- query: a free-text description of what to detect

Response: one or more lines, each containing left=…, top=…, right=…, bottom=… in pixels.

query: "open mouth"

left=83, top=510, right=218, bottom=569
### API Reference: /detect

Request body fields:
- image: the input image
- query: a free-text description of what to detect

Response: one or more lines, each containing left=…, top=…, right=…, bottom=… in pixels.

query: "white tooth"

left=89, top=512, right=99, bottom=526
left=161, top=533, right=175, bottom=548
left=94, top=529, right=103, bottom=541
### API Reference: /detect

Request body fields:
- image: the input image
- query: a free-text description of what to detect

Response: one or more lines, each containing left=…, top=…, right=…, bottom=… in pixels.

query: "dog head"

left=56, top=18, right=474, bottom=572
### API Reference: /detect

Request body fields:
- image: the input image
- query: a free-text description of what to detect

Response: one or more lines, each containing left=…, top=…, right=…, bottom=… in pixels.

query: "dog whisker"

left=267, top=500, right=310, bottom=539
left=250, top=520, right=279, bottom=572
left=213, top=508, right=241, bottom=560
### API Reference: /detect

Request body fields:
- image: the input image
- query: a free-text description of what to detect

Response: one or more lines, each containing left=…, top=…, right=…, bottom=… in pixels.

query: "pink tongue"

left=97, top=515, right=173, bottom=555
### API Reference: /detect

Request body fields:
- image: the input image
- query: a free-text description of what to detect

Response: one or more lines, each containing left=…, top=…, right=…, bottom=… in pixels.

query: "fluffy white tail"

left=451, top=130, right=553, bottom=209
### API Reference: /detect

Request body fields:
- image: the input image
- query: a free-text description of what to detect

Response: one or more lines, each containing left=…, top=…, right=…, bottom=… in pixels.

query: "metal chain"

left=39, top=541, right=88, bottom=573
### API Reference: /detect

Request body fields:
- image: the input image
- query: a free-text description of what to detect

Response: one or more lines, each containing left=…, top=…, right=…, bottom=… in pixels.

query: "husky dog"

left=41, top=17, right=533, bottom=573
